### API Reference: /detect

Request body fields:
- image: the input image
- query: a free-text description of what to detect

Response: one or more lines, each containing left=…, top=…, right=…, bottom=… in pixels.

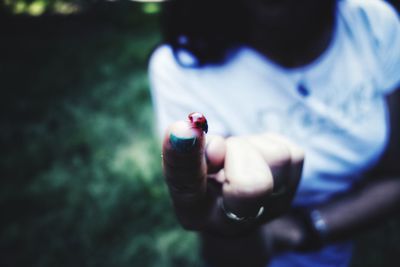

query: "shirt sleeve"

left=359, top=0, right=400, bottom=94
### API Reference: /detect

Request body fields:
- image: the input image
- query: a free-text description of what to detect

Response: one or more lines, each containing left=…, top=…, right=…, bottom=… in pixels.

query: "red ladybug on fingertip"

left=188, top=112, right=208, bottom=134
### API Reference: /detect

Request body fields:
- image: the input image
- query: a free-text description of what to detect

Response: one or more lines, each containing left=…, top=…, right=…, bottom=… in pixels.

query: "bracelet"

left=309, top=209, right=329, bottom=241
left=292, top=208, right=328, bottom=250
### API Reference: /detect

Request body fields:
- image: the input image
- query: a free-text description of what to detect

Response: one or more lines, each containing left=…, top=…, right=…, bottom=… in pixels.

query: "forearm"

left=256, top=176, right=400, bottom=255
left=318, top=176, right=400, bottom=239
left=309, top=176, right=400, bottom=244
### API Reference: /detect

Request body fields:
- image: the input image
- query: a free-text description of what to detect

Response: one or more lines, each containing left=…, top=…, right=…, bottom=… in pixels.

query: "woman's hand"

left=161, top=113, right=305, bottom=236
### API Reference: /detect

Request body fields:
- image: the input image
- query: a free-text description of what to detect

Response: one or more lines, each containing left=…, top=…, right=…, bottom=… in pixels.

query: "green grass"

left=0, top=7, right=202, bottom=267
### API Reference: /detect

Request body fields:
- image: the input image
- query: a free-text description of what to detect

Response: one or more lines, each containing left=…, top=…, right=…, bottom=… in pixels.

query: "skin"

left=163, top=123, right=304, bottom=235
left=161, top=0, right=400, bottom=266
left=163, top=121, right=305, bottom=267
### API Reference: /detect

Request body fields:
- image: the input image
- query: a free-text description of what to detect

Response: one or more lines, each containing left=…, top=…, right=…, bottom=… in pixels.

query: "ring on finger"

left=219, top=198, right=264, bottom=222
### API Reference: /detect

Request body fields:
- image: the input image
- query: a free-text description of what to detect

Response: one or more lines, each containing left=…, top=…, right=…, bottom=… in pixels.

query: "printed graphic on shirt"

left=257, top=79, right=382, bottom=140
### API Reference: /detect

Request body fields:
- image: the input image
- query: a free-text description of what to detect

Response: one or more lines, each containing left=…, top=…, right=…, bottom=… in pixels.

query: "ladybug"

left=188, top=112, right=208, bottom=134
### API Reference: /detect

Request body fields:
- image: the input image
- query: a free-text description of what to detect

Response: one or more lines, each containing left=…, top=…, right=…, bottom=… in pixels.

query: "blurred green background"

left=0, top=1, right=399, bottom=267
left=1, top=1, right=201, bottom=267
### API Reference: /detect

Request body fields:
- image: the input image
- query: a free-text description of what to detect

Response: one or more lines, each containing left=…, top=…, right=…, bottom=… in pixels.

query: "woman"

left=149, top=0, right=400, bottom=266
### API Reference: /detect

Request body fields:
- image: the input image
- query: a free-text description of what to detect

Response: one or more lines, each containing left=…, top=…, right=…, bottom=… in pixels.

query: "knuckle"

left=223, top=179, right=273, bottom=198
left=268, top=143, right=292, bottom=167
left=264, top=133, right=305, bottom=164
left=290, top=147, right=305, bottom=164
left=225, top=136, right=241, bottom=148
left=167, top=178, right=205, bottom=200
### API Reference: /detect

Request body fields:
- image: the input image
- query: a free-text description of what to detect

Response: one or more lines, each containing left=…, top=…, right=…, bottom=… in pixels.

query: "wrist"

left=260, top=213, right=308, bottom=254
left=291, top=208, right=329, bottom=251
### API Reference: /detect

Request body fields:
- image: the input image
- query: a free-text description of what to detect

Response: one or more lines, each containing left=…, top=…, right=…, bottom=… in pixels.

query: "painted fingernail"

left=170, top=133, right=197, bottom=153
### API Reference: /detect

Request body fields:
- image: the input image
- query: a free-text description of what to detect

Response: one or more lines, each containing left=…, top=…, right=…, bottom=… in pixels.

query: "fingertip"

left=164, top=120, right=205, bottom=153
left=168, top=120, right=204, bottom=139
left=206, top=135, right=226, bottom=173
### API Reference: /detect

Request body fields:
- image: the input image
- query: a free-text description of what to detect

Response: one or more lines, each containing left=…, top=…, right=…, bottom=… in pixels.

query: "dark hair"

left=161, top=0, right=337, bottom=67
left=161, top=0, right=249, bottom=66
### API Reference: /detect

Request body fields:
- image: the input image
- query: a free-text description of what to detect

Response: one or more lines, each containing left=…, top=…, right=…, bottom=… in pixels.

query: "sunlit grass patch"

left=4, top=0, right=81, bottom=15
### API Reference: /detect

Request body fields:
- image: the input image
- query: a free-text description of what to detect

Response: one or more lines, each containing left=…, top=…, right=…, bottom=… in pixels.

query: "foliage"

left=1, top=0, right=161, bottom=16
left=0, top=8, right=201, bottom=267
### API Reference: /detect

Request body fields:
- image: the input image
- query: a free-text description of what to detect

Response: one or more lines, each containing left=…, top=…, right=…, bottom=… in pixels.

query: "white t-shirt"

left=149, top=0, right=399, bottom=266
